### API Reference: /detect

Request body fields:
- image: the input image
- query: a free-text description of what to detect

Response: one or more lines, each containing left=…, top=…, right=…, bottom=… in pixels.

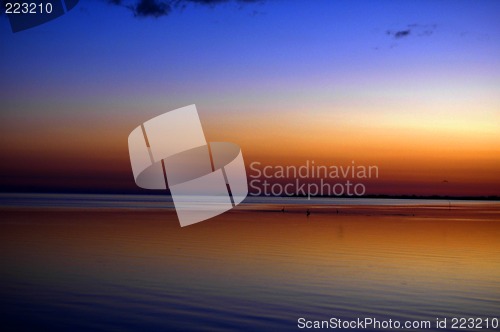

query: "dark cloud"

left=386, top=24, right=437, bottom=40
left=135, top=0, right=171, bottom=17
left=106, top=0, right=170, bottom=17
left=394, top=30, right=410, bottom=38
left=106, top=0, right=263, bottom=18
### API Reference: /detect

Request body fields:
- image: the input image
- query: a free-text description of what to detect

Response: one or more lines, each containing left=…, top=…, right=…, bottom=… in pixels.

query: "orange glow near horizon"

left=0, top=101, right=498, bottom=196
left=200, top=105, right=499, bottom=195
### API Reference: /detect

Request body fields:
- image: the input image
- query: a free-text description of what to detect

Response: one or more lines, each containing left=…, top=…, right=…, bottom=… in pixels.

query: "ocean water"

left=0, top=194, right=499, bottom=331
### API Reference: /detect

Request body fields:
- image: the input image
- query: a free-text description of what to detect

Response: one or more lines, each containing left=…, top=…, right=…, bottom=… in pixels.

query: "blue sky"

left=2, top=0, right=499, bottom=117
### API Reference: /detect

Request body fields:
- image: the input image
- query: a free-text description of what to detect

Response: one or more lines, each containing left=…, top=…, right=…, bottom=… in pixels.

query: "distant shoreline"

left=0, top=191, right=498, bottom=201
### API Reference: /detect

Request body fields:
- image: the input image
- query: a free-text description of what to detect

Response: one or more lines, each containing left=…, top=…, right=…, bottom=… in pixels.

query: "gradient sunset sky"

left=0, top=0, right=499, bottom=196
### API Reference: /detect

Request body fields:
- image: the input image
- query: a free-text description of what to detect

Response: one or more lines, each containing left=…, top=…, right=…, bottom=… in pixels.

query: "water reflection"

left=0, top=202, right=499, bottom=331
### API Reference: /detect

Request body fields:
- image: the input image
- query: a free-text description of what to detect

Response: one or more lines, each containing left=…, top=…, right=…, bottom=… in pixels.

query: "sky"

left=0, top=0, right=499, bottom=196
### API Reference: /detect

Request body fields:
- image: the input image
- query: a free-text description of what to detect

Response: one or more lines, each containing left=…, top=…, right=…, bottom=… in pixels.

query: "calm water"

left=0, top=195, right=499, bottom=331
